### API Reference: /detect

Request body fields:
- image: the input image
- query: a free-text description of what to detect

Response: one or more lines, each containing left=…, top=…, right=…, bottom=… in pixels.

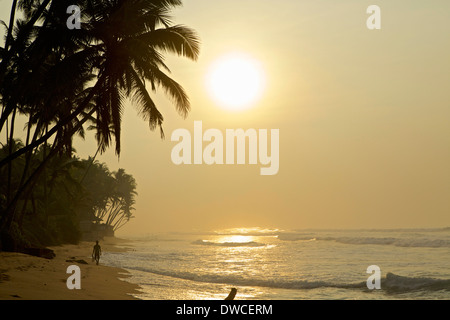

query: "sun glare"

left=206, top=53, right=265, bottom=111
left=219, top=235, right=254, bottom=244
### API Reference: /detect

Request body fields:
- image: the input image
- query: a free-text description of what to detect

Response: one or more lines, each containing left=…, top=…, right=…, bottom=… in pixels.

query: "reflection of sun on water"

left=218, top=235, right=254, bottom=244
left=190, top=228, right=280, bottom=300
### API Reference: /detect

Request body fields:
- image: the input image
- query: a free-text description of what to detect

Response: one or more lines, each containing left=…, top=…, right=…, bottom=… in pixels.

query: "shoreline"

left=0, top=237, right=142, bottom=300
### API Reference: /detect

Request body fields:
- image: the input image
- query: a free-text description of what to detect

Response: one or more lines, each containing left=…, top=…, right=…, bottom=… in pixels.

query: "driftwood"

left=225, top=288, right=237, bottom=300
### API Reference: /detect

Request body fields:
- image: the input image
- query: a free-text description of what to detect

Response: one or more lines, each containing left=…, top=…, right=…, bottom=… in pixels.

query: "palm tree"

left=1, top=0, right=200, bottom=166
left=105, top=168, right=137, bottom=231
left=0, top=0, right=200, bottom=249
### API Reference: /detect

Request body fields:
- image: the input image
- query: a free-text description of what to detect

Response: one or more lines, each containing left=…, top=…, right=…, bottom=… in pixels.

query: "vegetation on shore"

left=1, top=141, right=137, bottom=247
left=0, top=0, right=200, bottom=251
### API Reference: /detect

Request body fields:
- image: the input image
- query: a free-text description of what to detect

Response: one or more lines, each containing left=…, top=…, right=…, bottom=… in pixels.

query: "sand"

left=0, top=237, right=141, bottom=300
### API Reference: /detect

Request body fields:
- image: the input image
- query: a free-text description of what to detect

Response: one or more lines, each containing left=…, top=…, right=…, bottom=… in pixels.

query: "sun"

left=206, top=52, right=265, bottom=111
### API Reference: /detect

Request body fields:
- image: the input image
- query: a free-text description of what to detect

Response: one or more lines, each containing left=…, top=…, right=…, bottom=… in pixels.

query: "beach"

left=2, top=229, right=450, bottom=300
left=0, top=237, right=141, bottom=300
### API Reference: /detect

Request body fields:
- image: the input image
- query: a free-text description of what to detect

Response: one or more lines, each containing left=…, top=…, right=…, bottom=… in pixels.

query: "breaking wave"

left=382, top=273, right=450, bottom=292
left=124, top=265, right=450, bottom=292
left=277, top=233, right=450, bottom=248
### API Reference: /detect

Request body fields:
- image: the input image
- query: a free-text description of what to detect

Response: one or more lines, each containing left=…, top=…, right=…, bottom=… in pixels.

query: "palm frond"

left=137, top=25, right=200, bottom=61
left=129, top=66, right=165, bottom=138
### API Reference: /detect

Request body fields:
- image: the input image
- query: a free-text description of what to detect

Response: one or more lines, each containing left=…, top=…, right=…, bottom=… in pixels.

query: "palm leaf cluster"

left=0, top=0, right=199, bottom=251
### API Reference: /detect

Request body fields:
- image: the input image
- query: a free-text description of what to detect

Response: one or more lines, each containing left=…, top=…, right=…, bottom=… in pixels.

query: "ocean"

left=102, top=228, right=450, bottom=300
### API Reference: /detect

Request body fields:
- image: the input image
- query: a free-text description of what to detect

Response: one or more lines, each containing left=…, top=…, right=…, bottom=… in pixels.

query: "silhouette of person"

left=92, top=240, right=102, bottom=265
left=225, top=288, right=237, bottom=300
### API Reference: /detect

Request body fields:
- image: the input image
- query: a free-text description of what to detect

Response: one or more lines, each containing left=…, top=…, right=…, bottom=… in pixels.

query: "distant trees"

left=0, top=0, right=199, bottom=251
left=81, top=164, right=137, bottom=233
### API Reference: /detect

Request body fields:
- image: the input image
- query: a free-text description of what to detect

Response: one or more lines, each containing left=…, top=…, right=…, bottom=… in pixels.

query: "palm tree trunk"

left=0, top=0, right=52, bottom=132
left=4, top=0, right=18, bottom=52
left=17, top=117, right=42, bottom=200
left=6, top=108, right=17, bottom=205
left=1, top=108, right=96, bottom=233
left=1, top=134, right=59, bottom=232
left=112, top=214, right=131, bottom=232
left=43, top=125, right=49, bottom=228
left=106, top=201, right=123, bottom=227
left=79, top=144, right=102, bottom=184
left=16, top=114, right=33, bottom=229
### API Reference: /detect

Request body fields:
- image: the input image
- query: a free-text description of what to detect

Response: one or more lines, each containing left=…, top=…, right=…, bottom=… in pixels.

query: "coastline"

left=0, top=237, right=141, bottom=300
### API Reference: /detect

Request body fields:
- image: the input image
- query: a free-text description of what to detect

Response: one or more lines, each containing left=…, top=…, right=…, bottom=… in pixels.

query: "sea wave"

left=192, top=239, right=266, bottom=247
left=124, top=266, right=450, bottom=292
left=382, top=273, right=450, bottom=292
left=277, top=234, right=450, bottom=248
left=277, top=234, right=318, bottom=242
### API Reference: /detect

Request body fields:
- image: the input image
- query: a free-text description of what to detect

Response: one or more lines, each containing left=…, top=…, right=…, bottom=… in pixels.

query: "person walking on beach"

left=92, top=240, right=102, bottom=265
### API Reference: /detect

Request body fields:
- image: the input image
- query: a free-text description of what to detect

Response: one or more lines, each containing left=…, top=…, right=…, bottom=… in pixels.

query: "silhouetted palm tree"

left=0, top=0, right=200, bottom=249
left=1, top=0, right=199, bottom=165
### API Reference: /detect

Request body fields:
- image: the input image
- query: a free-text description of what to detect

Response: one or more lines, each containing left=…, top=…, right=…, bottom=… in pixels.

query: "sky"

left=1, top=0, right=449, bottom=235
